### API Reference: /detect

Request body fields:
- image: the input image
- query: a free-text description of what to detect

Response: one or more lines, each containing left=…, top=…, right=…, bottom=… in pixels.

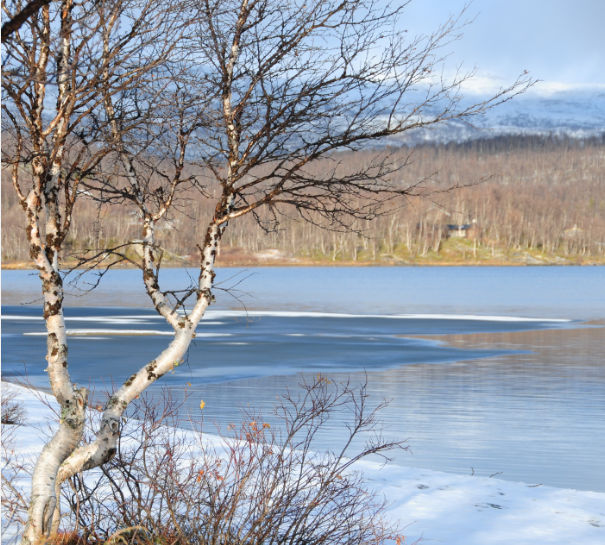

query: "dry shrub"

left=2, top=388, right=30, bottom=539
left=45, top=531, right=91, bottom=545
left=2, top=389, right=25, bottom=426
left=64, top=377, right=405, bottom=544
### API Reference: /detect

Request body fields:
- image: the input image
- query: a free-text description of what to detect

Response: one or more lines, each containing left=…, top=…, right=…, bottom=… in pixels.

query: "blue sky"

left=399, top=0, right=605, bottom=93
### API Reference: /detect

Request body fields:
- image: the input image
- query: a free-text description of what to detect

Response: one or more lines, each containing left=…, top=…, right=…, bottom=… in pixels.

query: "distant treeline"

left=3, top=135, right=605, bottom=265
left=414, top=132, right=605, bottom=153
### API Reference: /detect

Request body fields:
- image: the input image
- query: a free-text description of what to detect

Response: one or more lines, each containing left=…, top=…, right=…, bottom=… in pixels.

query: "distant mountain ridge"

left=389, top=88, right=605, bottom=145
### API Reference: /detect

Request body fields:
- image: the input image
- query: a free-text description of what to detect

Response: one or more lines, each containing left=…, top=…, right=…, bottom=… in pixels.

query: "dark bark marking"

left=146, top=360, right=158, bottom=381
left=43, top=300, right=62, bottom=320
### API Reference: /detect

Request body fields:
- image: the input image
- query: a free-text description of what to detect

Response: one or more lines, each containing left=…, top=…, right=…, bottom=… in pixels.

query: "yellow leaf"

left=200, top=400, right=206, bottom=410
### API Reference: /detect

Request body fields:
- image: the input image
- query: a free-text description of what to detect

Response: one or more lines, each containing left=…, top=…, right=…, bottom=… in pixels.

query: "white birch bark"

left=19, top=2, right=88, bottom=541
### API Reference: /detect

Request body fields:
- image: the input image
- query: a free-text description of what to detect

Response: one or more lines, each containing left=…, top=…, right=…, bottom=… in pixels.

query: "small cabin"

left=446, top=224, right=471, bottom=238
left=446, top=220, right=480, bottom=240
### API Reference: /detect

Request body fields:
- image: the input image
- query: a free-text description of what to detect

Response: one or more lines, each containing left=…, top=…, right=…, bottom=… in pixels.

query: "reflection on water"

left=369, top=326, right=605, bottom=491
left=156, top=325, right=605, bottom=492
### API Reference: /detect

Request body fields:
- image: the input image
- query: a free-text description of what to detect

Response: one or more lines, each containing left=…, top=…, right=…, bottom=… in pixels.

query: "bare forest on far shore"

left=3, top=135, right=605, bottom=268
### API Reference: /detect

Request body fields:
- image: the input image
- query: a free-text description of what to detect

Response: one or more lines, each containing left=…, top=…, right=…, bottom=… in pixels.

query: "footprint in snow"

left=475, top=503, right=503, bottom=510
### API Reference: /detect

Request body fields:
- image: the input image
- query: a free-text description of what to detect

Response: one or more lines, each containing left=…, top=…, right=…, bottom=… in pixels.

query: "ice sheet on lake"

left=23, top=329, right=231, bottom=337
left=203, top=310, right=571, bottom=322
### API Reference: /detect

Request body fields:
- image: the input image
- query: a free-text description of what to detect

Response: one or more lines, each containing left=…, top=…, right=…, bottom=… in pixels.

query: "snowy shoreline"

left=2, top=382, right=603, bottom=544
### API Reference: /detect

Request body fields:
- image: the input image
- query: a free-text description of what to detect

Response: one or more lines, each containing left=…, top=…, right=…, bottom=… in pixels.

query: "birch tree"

left=1, top=0, right=183, bottom=541
left=2, top=0, right=531, bottom=542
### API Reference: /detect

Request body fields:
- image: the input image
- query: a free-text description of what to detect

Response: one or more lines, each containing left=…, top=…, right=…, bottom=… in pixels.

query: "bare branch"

left=1, top=0, right=52, bottom=43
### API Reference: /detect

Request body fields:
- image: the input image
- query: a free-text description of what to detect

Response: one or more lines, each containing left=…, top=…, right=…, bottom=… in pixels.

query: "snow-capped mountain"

left=390, top=88, right=605, bottom=145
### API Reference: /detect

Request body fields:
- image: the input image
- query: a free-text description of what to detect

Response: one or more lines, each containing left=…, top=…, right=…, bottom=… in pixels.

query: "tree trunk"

left=22, top=388, right=87, bottom=544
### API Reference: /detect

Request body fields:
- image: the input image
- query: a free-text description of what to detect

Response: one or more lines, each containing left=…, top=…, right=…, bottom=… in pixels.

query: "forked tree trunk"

left=21, top=221, right=223, bottom=543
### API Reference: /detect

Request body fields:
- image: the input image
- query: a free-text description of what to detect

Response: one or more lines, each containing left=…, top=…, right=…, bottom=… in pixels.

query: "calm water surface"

left=2, top=266, right=604, bottom=491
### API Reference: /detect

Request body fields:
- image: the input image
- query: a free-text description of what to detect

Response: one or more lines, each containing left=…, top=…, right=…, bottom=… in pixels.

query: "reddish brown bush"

left=63, top=377, right=405, bottom=545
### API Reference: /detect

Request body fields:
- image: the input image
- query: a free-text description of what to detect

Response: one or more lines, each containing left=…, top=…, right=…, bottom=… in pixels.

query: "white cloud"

left=456, top=73, right=605, bottom=97
left=527, top=81, right=605, bottom=97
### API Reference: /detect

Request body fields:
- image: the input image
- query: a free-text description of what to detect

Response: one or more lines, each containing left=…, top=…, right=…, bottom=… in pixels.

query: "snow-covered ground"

left=2, top=382, right=604, bottom=545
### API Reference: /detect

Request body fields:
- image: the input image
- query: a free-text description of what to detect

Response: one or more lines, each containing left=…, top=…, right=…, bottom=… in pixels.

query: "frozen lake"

left=2, top=266, right=605, bottom=491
